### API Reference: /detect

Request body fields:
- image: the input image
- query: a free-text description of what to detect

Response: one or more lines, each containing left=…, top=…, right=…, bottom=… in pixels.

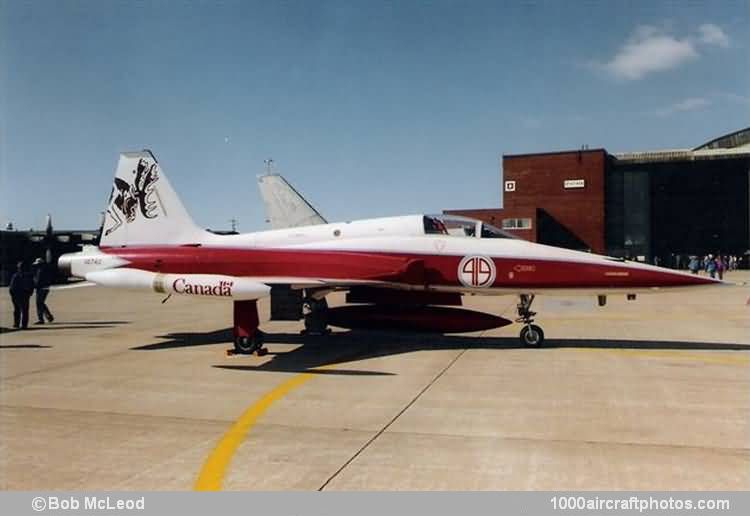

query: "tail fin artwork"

left=257, top=173, right=327, bottom=230
left=100, top=150, right=205, bottom=246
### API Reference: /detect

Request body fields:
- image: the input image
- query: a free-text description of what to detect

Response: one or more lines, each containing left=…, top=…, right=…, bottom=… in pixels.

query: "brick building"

left=446, top=128, right=750, bottom=265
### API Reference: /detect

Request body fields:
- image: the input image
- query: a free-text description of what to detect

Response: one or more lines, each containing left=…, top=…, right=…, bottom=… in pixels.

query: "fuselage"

left=66, top=214, right=721, bottom=296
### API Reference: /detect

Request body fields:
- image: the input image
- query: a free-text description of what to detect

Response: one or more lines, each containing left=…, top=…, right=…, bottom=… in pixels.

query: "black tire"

left=234, top=333, right=263, bottom=354
left=520, top=324, right=544, bottom=348
left=234, top=336, right=253, bottom=354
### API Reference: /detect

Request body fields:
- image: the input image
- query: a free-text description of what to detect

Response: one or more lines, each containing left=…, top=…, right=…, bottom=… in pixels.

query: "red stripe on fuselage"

left=99, top=246, right=718, bottom=289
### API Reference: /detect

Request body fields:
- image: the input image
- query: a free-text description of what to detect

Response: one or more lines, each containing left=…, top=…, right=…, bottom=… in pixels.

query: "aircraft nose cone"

left=635, top=263, right=725, bottom=288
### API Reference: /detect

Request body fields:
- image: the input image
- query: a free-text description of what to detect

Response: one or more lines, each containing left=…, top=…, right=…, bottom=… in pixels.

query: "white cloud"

left=654, top=97, right=711, bottom=117
left=699, top=23, right=730, bottom=48
left=603, top=25, right=698, bottom=80
left=598, top=23, right=730, bottom=81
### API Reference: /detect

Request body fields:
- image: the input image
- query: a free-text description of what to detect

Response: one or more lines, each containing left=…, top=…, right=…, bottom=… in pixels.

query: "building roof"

left=497, top=128, right=750, bottom=164
left=693, top=127, right=750, bottom=151
left=614, top=127, right=750, bottom=164
left=503, top=148, right=606, bottom=159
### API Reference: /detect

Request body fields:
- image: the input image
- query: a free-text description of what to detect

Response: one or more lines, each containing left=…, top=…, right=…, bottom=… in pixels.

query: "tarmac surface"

left=1, top=273, right=749, bottom=490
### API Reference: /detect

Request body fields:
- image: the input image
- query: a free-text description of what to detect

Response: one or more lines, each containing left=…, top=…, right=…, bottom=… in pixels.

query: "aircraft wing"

left=239, top=277, right=389, bottom=290
left=242, top=255, right=426, bottom=289
left=257, top=174, right=327, bottom=229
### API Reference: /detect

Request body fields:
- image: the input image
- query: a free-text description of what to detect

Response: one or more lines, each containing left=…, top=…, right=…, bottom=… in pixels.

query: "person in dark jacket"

left=9, top=261, right=34, bottom=329
left=688, top=256, right=700, bottom=274
left=32, top=257, right=54, bottom=324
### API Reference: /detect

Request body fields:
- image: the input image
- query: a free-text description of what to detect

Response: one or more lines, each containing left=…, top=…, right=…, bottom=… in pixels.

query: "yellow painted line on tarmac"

left=567, top=347, right=750, bottom=366
left=194, top=372, right=315, bottom=491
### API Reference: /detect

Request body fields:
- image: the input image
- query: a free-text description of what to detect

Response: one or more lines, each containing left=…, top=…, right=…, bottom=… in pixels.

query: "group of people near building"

left=687, top=254, right=740, bottom=280
left=8, top=258, right=54, bottom=330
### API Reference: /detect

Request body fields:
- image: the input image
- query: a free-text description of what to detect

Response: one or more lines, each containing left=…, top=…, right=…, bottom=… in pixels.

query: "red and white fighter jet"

left=59, top=150, right=722, bottom=354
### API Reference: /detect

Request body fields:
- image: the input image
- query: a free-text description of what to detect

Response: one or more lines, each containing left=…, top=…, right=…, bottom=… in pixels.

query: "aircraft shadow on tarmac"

left=0, top=321, right=130, bottom=335
left=131, top=327, right=750, bottom=376
left=0, top=344, right=53, bottom=349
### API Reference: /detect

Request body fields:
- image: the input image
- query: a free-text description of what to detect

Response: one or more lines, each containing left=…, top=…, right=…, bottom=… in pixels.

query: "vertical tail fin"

left=100, top=150, right=204, bottom=246
left=257, top=173, right=327, bottom=229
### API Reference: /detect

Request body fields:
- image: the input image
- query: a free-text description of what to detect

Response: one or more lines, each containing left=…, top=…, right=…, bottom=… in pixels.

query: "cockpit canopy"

left=423, top=215, right=516, bottom=239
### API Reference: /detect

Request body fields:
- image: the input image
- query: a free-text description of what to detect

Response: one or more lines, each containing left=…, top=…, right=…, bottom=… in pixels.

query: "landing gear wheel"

left=520, top=324, right=544, bottom=347
left=234, top=332, right=264, bottom=354
left=516, top=294, right=544, bottom=347
left=302, top=296, right=329, bottom=336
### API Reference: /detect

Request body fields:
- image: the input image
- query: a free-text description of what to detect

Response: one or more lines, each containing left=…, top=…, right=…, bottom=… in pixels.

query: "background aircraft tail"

left=257, top=173, right=327, bottom=229
left=100, top=150, right=205, bottom=246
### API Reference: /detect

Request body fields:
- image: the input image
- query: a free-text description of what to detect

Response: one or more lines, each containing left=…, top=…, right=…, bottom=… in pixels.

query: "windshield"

left=480, top=222, right=516, bottom=239
left=423, top=215, right=515, bottom=239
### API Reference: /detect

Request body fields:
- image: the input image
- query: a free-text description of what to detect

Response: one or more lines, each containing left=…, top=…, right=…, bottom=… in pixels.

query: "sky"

left=1, top=0, right=748, bottom=232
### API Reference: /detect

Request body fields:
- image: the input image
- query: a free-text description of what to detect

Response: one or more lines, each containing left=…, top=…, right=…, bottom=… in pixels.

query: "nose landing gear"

left=516, top=294, right=544, bottom=347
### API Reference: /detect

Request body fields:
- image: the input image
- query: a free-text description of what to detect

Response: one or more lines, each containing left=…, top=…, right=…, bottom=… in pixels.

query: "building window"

left=502, top=218, right=532, bottom=230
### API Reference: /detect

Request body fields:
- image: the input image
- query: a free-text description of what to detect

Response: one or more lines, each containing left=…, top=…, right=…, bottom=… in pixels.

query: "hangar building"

left=447, top=127, right=750, bottom=266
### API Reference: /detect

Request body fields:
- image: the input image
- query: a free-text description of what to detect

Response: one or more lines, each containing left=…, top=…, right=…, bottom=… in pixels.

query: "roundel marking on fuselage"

left=458, top=255, right=496, bottom=288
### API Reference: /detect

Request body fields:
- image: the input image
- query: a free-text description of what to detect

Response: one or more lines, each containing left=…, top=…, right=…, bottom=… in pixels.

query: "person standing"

left=32, top=257, right=54, bottom=324
left=715, top=255, right=725, bottom=281
left=9, top=261, right=33, bottom=329
left=706, top=254, right=717, bottom=278
left=688, top=256, right=700, bottom=274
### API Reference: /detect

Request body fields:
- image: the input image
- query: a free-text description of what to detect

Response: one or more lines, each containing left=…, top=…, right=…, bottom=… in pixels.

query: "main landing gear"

left=516, top=294, right=544, bottom=347
left=301, top=295, right=331, bottom=336
left=231, top=300, right=268, bottom=356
